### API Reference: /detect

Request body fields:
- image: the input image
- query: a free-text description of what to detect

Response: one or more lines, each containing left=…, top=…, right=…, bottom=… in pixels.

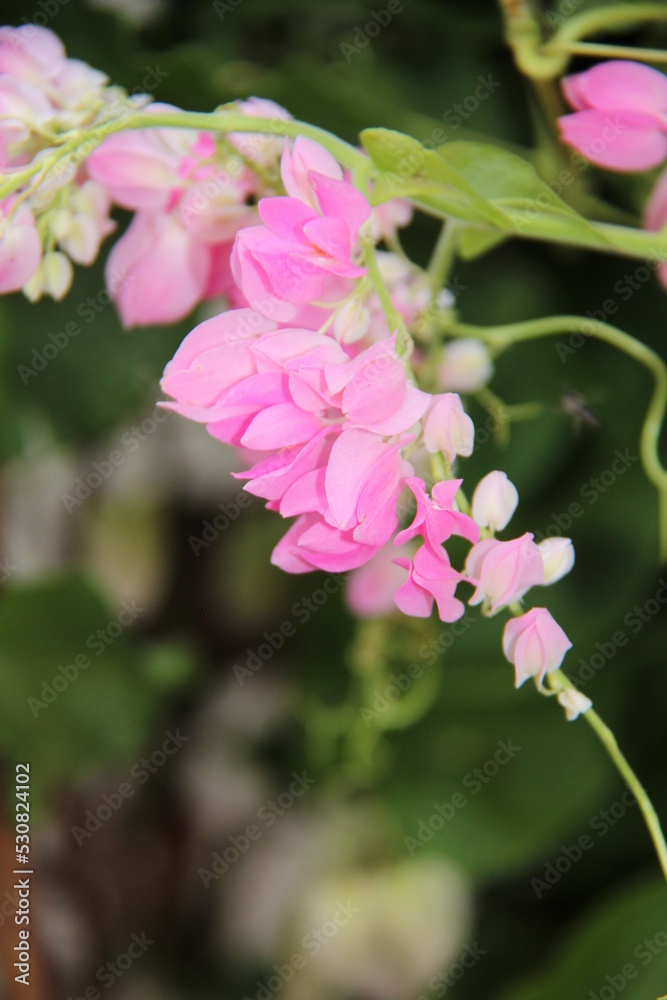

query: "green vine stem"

left=498, top=0, right=667, bottom=80
left=0, top=109, right=367, bottom=205
left=362, top=239, right=413, bottom=358
left=547, top=669, right=667, bottom=882
left=445, top=315, right=667, bottom=561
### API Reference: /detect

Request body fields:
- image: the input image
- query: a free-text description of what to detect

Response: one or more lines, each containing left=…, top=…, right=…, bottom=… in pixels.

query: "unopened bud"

left=471, top=470, right=518, bottom=532
left=538, top=537, right=574, bottom=585
left=333, top=299, right=371, bottom=344
left=557, top=688, right=592, bottom=721
left=439, top=339, right=493, bottom=392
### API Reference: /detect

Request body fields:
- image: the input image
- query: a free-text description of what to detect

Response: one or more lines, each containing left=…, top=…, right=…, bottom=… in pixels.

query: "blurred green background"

left=1, top=1, right=666, bottom=998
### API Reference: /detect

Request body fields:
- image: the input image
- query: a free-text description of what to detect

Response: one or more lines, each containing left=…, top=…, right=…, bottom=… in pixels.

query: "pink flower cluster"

left=160, top=133, right=576, bottom=695
left=0, top=25, right=116, bottom=297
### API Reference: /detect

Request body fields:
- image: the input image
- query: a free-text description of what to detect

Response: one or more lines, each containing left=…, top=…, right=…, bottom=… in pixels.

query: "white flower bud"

left=24, top=250, right=73, bottom=302
left=557, top=688, right=592, bottom=721
left=538, top=537, right=575, bottom=585
left=439, top=339, right=493, bottom=393
left=333, top=299, right=371, bottom=344
left=471, top=471, right=518, bottom=532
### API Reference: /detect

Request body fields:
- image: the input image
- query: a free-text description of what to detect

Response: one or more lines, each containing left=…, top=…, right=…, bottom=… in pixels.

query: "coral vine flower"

left=558, top=60, right=667, bottom=171
left=395, top=477, right=479, bottom=548
left=231, top=137, right=371, bottom=320
left=466, top=533, right=544, bottom=614
left=394, top=542, right=467, bottom=622
left=502, top=607, right=572, bottom=688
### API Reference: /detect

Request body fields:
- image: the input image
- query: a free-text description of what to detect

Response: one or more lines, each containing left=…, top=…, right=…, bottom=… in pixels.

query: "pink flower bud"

left=466, top=533, right=543, bottom=614
left=502, top=607, right=572, bottom=688
left=471, top=471, right=518, bottom=532
left=439, top=339, right=493, bottom=393
left=557, top=688, right=592, bottom=721
left=537, top=537, right=574, bottom=585
left=422, top=393, right=474, bottom=462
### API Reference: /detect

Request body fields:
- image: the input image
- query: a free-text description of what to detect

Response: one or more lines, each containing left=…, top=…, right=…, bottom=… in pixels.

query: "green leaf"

left=437, top=141, right=608, bottom=244
left=361, top=127, right=510, bottom=226
left=499, top=876, right=667, bottom=1000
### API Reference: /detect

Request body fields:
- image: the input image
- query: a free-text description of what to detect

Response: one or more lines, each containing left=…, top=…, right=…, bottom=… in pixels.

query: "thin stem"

left=549, top=669, right=667, bottom=882
left=0, top=108, right=367, bottom=205
left=547, top=40, right=667, bottom=65
left=428, top=220, right=460, bottom=299
left=362, top=240, right=413, bottom=358
left=446, top=315, right=667, bottom=560
left=550, top=4, right=667, bottom=50
left=130, top=111, right=366, bottom=172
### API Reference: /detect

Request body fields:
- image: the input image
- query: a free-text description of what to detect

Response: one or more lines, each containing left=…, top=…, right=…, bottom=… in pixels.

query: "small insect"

left=560, top=391, right=600, bottom=431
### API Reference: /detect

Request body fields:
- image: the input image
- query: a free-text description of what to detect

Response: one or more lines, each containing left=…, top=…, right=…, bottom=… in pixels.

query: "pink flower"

left=281, top=136, right=342, bottom=208
left=395, top=476, right=479, bottom=547
left=0, top=200, right=41, bottom=293
left=558, top=61, right=667, bottom=171
left=0, top=25, right=66, bottom=86
left=422, top=393, right=474, bottom=462
left=502, top=607, right=572, bottom=688
left=88, top=108, right=203, bottom=211
left=106, top=211, right=212, bottom=327
left=394, top=542, right=467, bottom=622
left=324, top=428, right=408, bottom=546
left=271, top=512, right=381, bottom=574
left=230, top=139, right=371, bottom=319
left=466, top=533, right=544, bottom=614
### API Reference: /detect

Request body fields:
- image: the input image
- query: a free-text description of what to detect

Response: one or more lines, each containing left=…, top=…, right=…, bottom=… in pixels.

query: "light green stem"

left=549, top=669, right=667, bottom=882
left=0, top=108, right=367, bottom=204
left=428, top=219, right=460, bottom=298
left=498, top=0, right=667, bottom=80
left=548, top=40, right=667, bottom=65
left=446, top=315, right=667, bottom=560
left=363, top=240, right=413, bottom=357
